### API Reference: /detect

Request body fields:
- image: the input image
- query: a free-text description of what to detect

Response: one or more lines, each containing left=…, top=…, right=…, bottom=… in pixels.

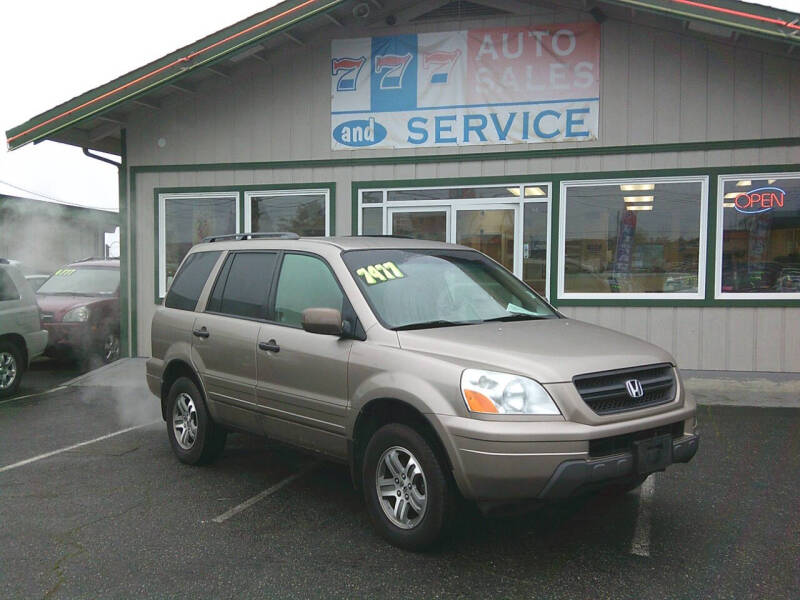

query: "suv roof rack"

left=202, top=232, right=300, bottom=243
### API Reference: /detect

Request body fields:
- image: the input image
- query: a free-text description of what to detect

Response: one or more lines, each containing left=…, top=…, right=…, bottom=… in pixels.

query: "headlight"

left=460, top=369, right=560, bottom=415
left=63, top=306, right=90, bottom=322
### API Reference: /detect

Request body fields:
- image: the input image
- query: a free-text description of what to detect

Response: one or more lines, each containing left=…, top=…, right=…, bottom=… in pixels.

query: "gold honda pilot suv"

left=146, top=233, right=698, bottom=550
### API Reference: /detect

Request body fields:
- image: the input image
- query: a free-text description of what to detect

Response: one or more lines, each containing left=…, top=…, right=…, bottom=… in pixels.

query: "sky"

left=1, top=0, right=798, bottom=211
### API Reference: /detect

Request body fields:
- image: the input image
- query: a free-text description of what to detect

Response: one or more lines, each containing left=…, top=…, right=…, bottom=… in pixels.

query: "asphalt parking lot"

left=1, top=363, right=798, bottom=599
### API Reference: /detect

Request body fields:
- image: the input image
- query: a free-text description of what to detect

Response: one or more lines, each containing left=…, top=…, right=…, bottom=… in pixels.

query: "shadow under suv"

left=147, top=233, right=698, bottom=550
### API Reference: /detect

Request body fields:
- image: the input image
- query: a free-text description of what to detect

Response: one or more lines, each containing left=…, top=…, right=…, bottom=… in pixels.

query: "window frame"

left=356, top=182, right=552, bottom=297
left=267, top=250, right=351, bottom=331
left=157, top=191, right=240, bottom=299
left=244, top=188, right=331, bottom=237
left=714, top=171, right=800, bottom=300
left=204, top=250, right=280, bottom=322
left=557, top=175, right=709, bottom=301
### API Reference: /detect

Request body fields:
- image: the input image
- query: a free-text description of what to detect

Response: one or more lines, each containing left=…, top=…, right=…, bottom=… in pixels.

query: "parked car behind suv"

left=36, top=258, right=120, bottom=364
left=147, top=234, right=698, bottom=550
left=0, top=259, right=48, bottom=398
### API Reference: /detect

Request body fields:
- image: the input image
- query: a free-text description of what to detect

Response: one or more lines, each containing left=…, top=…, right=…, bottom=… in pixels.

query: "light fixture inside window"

left=524, top=186, right=546, bottom=197
left=768, top=179, right=776, bottom=184
left=624, top=196, right=654, bottom=203
left=736, top=180, right=751, bottom=187
left=722, top=202, right=736, bottom=208
left=507, top=187, right=522, bottom=197
left=724, top=191, right=743, bottom=199
left=626, top=205, right=653, bottom=211
left=620, top=184, right=655, bottom=191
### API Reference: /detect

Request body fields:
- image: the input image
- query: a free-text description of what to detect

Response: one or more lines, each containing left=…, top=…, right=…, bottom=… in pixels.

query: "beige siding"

left=127, top=10, right=800, bottom=370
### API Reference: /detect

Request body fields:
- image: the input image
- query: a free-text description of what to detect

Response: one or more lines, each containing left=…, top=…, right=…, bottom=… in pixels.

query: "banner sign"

left=330, top=23, right=600, bottom=151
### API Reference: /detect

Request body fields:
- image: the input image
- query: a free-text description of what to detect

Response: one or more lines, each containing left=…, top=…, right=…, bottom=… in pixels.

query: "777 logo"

left=374, top=53, right=413, bottom=90
left=423, top=49, right=461, bottom=84
left=331, top=56, right=367, bottom=92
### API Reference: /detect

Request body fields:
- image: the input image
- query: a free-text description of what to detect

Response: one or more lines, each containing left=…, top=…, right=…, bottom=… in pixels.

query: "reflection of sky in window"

left=565, top=182, right=701, bottom=242
left=165, top=197, right=236, bottom=270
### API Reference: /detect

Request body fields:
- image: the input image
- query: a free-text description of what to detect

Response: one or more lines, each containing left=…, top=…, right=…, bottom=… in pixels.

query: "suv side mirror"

left=301, top=308, right=343, bottom=336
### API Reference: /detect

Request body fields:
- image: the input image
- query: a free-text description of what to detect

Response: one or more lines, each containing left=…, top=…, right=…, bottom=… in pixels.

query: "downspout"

left=82, top=136, right=132, bottom=358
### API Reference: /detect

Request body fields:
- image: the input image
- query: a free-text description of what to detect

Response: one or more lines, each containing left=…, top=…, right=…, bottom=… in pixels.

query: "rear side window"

left=207, top=252, right=277, bottom=320
left=165, top=251, right=221, bottom=311
left=274, top=253, right=344, bottom=327
left=0, top=270, right=20, bottom=301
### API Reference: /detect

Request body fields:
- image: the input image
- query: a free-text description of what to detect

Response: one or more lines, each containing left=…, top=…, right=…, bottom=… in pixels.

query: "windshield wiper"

left=483, top=314, right=547, bottom=322
left=392, top=319, right=477, bottom=331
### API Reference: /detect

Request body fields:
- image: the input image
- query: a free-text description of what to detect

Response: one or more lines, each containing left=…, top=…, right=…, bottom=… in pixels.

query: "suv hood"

left=36, top=295, right=112, bottom=320
left=396, top=318, right=674, bottom=383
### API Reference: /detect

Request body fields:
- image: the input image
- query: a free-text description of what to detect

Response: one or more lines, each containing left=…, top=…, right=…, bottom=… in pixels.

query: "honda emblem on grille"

left=625, top=379, right=644, bottom=398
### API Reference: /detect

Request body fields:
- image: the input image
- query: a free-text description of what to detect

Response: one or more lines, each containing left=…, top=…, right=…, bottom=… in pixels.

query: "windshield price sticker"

left=355, top=262, right=404, bottom=285
left=53, top=269, right=76, bottom=277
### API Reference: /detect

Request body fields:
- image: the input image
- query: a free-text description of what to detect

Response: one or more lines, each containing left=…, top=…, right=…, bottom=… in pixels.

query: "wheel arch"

left=0, top=333, right=28, bottom=370
left=349, top=397, right=455, bottom=493
left=160, top=359, right=205, bottom=421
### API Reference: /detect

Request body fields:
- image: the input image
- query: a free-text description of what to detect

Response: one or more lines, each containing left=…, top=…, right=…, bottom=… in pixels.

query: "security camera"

left=352, top=2, right=370, bottom=19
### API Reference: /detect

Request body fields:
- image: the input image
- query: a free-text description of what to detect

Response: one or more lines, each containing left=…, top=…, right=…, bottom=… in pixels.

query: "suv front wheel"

left=362, top=423, right=452, bottom=551
left=166, top=377, right=226, bottom=465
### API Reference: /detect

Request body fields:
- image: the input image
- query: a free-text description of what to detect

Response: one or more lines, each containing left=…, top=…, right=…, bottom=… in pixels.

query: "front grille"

left=573, top=363, right=676, bottom=415
left=589, top=421, right=685, bottom=458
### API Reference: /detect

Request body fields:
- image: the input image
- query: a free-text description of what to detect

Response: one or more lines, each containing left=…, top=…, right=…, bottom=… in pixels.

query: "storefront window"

left=160, top=194, right=238, bottom=297
left=560, top=178, right=706, bottom=298
left=717, top=173, right=800, bottom=297
left=247, top=191, right=328, bottom=237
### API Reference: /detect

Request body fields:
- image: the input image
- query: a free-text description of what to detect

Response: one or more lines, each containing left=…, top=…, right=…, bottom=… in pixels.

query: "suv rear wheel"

left=166, top=377, right=226, bottom=465
left=0, top=340, right=23, bottom=399
left=362, top=423, right=452, bottom=551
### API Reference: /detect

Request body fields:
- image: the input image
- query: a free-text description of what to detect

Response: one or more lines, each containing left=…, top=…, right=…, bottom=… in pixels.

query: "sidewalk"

left=63, top=359, right=800, bottom=409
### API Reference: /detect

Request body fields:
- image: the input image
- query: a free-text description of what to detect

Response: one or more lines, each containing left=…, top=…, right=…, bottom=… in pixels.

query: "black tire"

left=0, top=340, right=24, bottom=399
left=166, top=377, right=226, bottom=465
left=100, top=330, right=121, bottom=364
left=362, top=423, right=453, bottom=551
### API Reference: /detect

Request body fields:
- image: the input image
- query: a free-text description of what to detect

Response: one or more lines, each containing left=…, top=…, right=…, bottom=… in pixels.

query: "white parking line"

left=211, top=463, right=318, bottom=523
left=630, top=475, right=656, bottom=557
left=0, top=421, right=160, bottom=473
left=0, top=385, right=67, bottom=406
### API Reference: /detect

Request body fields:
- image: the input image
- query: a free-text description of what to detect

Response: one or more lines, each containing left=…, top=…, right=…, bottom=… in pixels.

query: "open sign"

left=734, top=187, right=786, bottom=214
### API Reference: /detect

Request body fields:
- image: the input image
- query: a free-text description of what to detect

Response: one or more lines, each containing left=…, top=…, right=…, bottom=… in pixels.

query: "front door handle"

left=258, top=339, right=280, bottom=353
left=192, top=327, right=210, bottom=339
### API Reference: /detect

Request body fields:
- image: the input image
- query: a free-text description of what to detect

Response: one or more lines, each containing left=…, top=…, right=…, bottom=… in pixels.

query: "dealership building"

left=6, top=0, right=800, bottom=371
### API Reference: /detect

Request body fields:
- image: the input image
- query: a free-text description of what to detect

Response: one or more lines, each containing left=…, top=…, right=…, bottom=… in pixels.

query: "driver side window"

left=273, top=254, right=344, bottom=327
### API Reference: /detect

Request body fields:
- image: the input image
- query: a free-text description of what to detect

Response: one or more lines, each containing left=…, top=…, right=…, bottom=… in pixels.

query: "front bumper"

left=538, top=433, right=699, bottom=499
left=43, top=322, right=94, bottom=355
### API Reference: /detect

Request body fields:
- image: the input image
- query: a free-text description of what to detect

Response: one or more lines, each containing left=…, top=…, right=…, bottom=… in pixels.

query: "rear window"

left=165, top=251, right=221, bottom=311
left=0, top=270, right=20, bottom=301
left=206, top=252, right=277, bottom=320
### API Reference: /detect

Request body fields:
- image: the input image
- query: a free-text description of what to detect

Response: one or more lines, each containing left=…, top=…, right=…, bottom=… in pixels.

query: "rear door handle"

left=192, top=327, right=210, bottom=339
left=258, top=339, right=280, bottom=353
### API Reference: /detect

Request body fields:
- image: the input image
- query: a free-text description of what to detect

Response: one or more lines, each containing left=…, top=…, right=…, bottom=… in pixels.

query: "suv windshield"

left=37, top=267, right=119, bottom=296
left=343, top=249, right=557, bottom=330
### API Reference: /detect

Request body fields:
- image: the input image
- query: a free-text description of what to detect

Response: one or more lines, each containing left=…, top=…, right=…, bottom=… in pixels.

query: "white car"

left=0, top=259, right=48, bottom=398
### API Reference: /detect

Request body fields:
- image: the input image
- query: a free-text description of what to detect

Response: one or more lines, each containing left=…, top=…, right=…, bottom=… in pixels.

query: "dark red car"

left=36, top=258, right=120, bottom=364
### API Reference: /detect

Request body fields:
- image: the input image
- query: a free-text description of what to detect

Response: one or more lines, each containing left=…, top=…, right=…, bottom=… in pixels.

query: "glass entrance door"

left=388, top=207, right=450, bottom=242
left=454, top=205, right=518, bottom=274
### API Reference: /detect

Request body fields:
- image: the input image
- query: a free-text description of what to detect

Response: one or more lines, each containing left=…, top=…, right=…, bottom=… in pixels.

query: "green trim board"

left=6, top=0, right=346, bottom=151
left=152, top=182, right=336, bottom=304
left=352, top=163, right=800, bottom=308
left=601, top=0, right=800, bottom=46
left=129, top=136, right=800, bottom=175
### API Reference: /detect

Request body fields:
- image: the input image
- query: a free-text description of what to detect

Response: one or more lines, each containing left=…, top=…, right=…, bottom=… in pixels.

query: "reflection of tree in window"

left=251, top=195, right=325, bottom=236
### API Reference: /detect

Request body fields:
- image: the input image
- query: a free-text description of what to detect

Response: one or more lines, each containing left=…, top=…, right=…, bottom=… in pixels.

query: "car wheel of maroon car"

left=102, top=331, right=120, bottom=364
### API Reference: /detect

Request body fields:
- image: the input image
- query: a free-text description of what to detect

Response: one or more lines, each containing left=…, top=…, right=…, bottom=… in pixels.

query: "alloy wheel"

left=103, top=333, right=120, bottom=363
left=0, top=352, right=17, bottom=391
left=172, top=392, right=198, bottom=450
left=375, top=445, right=428, bottom=529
